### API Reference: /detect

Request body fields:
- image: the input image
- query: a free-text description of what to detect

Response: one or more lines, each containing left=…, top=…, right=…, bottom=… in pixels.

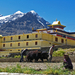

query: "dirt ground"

left=0, top=55, right=75, bottom=62
left=0, top=56, right=75, bottom=70
left=0, top=62, right=75, bottom=70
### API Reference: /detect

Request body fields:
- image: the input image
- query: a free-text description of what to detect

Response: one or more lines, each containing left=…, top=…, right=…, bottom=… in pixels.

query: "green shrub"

left=14, top=55, right=26, bottom=58
left=53, top=50, right=65, bottom=57
left=0, top=57, right=5, bottom=59
left=14, top=55, right=21, bottom=58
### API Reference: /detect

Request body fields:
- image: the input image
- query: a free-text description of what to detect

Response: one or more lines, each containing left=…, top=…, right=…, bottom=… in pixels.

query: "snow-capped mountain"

left=30, top=10, right=50, bottom=27
left=0, top=10, right=50, bottom=27
left=0, top=11, right=24, bottom=25
left=0, top=10, right=51, bottom=36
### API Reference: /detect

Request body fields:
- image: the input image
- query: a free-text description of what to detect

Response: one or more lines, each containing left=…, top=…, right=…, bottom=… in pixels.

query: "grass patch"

left=0, top=64, right=75, bottom=74
left=53, top=48, right=75, bottom=57
left=53, top=50, right=65, bottom=57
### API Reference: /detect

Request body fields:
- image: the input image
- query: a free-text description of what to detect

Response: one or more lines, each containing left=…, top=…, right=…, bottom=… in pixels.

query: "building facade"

left=0, top=20, right=75, bottom=57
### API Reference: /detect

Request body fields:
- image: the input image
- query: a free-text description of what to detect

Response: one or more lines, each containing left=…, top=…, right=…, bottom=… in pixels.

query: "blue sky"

left=0, top=0, right=75, bottom=32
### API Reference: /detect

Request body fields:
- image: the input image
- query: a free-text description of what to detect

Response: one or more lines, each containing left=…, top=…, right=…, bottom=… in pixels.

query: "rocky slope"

left=0, top=10, right=50, bottom=36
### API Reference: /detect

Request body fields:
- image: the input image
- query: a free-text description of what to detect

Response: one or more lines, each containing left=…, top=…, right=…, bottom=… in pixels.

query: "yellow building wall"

left=52, top=36, right=66, bottom=45
left=1, top=32, right=75, bottom=57
left=8, top=49, right=21, bottom=53
left=31, top=32, right=42, bottom=40
left=42, top=33, right=49, bottom=40
left=2, top=40, right=41, bottom=51
left=2, top=33, right=42, bottom=43
left=1, top=32, right=75, bottom=47
left=41, top=32, right=67, bottom=45
left=0, top=51, right=9, bottom=57
left=0, top=38, right=2, bottom=49
left=48, top=34, right=53, bottom=41
left=41, top=40, right=50, bottom=47
left=67, top=39, right=75, bottom=46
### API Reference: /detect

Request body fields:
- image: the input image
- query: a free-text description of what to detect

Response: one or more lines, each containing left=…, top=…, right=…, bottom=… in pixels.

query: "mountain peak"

left=0, top=11, right=24, bottom=24
left=0, top=10, right=51, bottom=36
left=14, top=11, right=24, bottom=14
left=30, top=10, right=37, bottom=15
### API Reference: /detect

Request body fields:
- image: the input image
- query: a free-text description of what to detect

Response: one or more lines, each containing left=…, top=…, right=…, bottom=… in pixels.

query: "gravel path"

left=0, top=62, right=75, bottom=70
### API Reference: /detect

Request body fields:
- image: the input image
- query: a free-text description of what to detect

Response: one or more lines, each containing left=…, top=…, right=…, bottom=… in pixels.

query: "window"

left=26, top=42, right=28, bottom=46
left=3, top=37, right=5, bottom=41
left=3, top=44, right=5, bottom=47
left=10, top=43, right=12, bottom=47
left=11, top=37, right=13, bottom=40
left=18, top=36, right=21, bottom=39
left=61, top=39, right=64, bottom=43
left=55, top=37, right=58, bottom=42
left=35, top=34, right=38, bottom=38
left=35, top=41, right=37, bottom=45
left=18, top=43, right=20, bottom=46
left=27, top=35, right=29, bottom=38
